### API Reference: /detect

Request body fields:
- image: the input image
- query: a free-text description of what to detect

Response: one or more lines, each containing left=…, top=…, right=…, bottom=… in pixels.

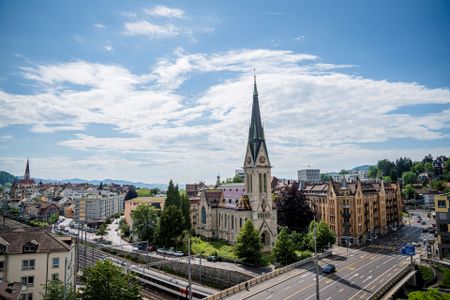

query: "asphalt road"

left=228, top=224, right=424, bottom=300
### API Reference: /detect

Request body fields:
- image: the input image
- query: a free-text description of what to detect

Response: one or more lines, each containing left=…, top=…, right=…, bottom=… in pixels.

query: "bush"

left=295, top=250, right=313, bottom=260
left=418, top=265, right=433, bottom=281
left=437, top=267, right=450, bottom=288
left=190, top=237, right=236, bottom=261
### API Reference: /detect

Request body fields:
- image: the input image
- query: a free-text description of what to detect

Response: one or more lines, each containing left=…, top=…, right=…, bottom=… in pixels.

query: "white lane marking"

left=362, top=275, right=373, bottom=283
left=350, top=273, right=359, bottom=279
left=359, top=294, right=366, bottom=299
left=369, top=270, right=372, bottom=273
left=326, top=297, right=332, bottom=300
left=339, top=288, right=344, bottom=292
left=298, top=279, right=304, bottom=284
left=283, top=286, right=290, bottom=291
left=376, top=265, right=380, bottom=268
left=266, top=294, right=273, bottom=299
left=360, top=275, right=365, bottom=279
left=301, top=274, right=308, bottom=278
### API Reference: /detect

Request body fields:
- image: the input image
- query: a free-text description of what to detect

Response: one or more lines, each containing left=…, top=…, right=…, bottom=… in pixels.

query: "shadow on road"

left=324, top=271, right=372, bottom=294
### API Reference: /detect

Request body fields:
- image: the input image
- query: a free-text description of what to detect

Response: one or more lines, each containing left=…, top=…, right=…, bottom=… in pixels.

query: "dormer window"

left=0, top=244, right=6, bottom=254
left=23, top=241, right=38, bottom=253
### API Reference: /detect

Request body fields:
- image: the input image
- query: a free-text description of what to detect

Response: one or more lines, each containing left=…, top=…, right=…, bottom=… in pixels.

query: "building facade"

left=298, top=169, right=320, bottom=189
left=124, top=196, right=166, bottom=229
left=74, top=192, right=124, bottom=224
left=303, top=179, right=402, bottom=247
left=195, top=76, right=277, bottom=250
left=435, top=193, right=450, bottom=261
left=0, top=228, right=76, bottom=300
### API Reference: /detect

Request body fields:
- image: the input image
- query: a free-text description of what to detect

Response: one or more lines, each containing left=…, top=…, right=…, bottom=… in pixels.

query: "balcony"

left=342, top=211, right=351, bottom=218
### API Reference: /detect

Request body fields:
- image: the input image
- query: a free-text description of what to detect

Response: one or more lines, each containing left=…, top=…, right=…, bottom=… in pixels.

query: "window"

left=259, top=173, right=262, bottom=193
left=438, top=200, right=447, bottom=208
left=22, top=259, right=35, bottom=270
left=0, top=244, right=5, bottom=254
left=439, top=223, right=448, bottom=233
left=439, top=212, right=448, bottom=220
left=201, top=207, right=206, bottom=224
left=52, top=273, right=59, bottom=281
left=21, top=276, right=34, bottom=287
left=23, top=242, right=37, bottom=253
left=0, top=261, right=4, bottom=272
left=263, top=174, right=267, bottom=193
left=52, top=257, right=60, bottom=268
left=19, top=293, right=33, bottom=300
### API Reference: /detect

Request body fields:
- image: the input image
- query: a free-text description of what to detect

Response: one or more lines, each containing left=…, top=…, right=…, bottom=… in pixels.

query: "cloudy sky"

left=0, top=0, right=449, bottom=184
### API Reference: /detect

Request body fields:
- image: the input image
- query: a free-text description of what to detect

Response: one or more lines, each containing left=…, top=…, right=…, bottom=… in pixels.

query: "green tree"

left=48, top=213, right=59, bottom=225
left=41, top=279, right=76, bottom=300
left=273, top=228, right=298, bottom=266
left=422, top=154, right=433, bottom=163
left=431, top=179, right=445, bottom=191
left=124, top=187, right=138, bottom=201
left=119, top=218, right=130, bottom=237
left=158, top=205, right=184, bottom=247
left=136, top=188, right=152, bottom=197
left=368, top=166, right=381, bottom=179
left=383, top=176, right=392, bottom=184
left=131, top=203, right=158, bottom=242
left=411, top=161, right=425, bottom=175
left=377, top=159, right=396, bottom=177
left=96, top=223, right=108, bottom=236
left=320, top=173, right=330, bottom=181
left=232, top=175, right=244, bottom=183
left=402, top=184, right=415, bottom=200
left=408, top=288, right=450, bottom=300
left=395, top=157, right=413, bottom=178
left=0, top=171, right=15, bottom=185
left=81, top=259, right=140, bottom=300
left=234, top=219, right=262, bottom=265
left=165, top=180, right=181, bottom=208
left=306, top=220, right=336, bottom=251
left=402, top=171, right=418, bottom=185
left=290, top=231, right=308, bottom=250
left=180, top=194, right=191, bottom=230
left=339, top=169, right=349, bottom=174
left=424, top=162, right=434, bottom=174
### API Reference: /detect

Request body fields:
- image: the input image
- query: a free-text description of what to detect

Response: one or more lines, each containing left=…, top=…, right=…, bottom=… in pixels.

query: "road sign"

left=401, top=245, right=415, bottom=256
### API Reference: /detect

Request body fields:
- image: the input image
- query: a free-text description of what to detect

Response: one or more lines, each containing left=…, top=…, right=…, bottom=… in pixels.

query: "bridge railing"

left=204, top=250, right=332, bottom=300
left=367, top=264, right=412, bottom=300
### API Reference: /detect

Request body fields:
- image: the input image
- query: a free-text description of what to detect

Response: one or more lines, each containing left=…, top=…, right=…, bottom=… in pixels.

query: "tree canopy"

left=131, top=203, right=159, bottom=242
left=41, top=279, right=76, bottom=300
left=180, top=194, right=191, bottom=230
left=165, top=180, right=181, bottom=208
left=408, top=288, right=450, bottom=300
left=273, top=228, right=298, bottom=266
left=306, top=220, right=336, bottom=251
left=81, top=259, right=140, bottom=300
left=234, top=219, right=262, bottom=265
left=158, top=205, right=184, bottom=247
left=124, top=187, right=138, bottom=201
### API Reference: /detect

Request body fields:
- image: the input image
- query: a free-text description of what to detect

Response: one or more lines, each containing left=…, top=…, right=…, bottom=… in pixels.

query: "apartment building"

left=123, top=196, right=166, bottom=229
left=303, top=179, right=402, bottom=247
left=73, top=191, right=125, bottom=223
left=0, top=228, right=75, bottom=300
left=435, top=193, right=450, bottom=260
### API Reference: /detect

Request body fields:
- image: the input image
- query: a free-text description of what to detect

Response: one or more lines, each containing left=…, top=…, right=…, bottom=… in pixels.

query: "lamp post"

left=314, top=217, right=320, bottom=300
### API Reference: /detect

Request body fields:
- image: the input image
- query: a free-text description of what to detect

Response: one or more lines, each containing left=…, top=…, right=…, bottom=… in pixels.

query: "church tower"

left=243, top=74, right=277, bottom=249
left=24, top=159, right=31, bottom=181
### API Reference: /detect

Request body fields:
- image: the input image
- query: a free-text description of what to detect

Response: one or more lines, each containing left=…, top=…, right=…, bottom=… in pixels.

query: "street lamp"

left=314, top=217, right=320, bottom=300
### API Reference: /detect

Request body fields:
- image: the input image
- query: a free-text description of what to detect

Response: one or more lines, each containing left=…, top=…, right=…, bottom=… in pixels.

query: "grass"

left=418, top=265, right=434, bottom=281
left=436, top=266, right=450, bottom=288
left=190, top=236, right=237, bottom=261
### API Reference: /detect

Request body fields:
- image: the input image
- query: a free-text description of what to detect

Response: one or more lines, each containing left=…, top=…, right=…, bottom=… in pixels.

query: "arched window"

left=201, top=207, right=206, bottom=224
left=259, top=173, right=262, bottom=193
left=264, top=173, right=267, bottom=192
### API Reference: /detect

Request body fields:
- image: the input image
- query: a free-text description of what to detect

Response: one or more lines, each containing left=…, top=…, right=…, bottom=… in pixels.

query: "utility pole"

left=63, top=257, right=67, bottom=300
left=188, top=238, right=192, bottom=300
left=314, top=218, right=320, bottom=300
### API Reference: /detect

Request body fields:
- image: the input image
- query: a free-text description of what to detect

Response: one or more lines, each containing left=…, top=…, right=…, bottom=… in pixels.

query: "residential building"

left=0, top=228, right=76, bottom=300
left=298, top=169, right=320, bottom=189
left=23, top=203, right=59, bottom=221
left=435, top=193, right=450, bottom=261
left=196, top=76, right=277, bottom=250
left=302, top=179, right=402, bottom=247
left=74, top=192, right=124, bottom=224
left=123, top=196, right=166, bottom=229
left=186, top=183, right=205, bottom=229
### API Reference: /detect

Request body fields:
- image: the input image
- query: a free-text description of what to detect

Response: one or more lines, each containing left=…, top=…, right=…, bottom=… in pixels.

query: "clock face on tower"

left=247, top=156, right=251, bottom=164
left=259, top=156, right=266, bottom=163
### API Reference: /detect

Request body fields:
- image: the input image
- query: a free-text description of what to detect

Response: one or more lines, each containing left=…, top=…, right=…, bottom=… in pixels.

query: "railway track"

left=140, top=287, right=176, bottom=300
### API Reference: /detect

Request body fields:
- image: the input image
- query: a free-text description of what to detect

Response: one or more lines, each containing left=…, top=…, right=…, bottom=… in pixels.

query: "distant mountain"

left=39, top=178, right=168, bottom=190
left=0, top=171, right=16, bottom=185
left=352, top=165, right=373, bottom=172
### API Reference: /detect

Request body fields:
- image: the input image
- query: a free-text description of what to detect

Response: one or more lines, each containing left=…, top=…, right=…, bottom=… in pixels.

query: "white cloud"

left=1, top=48, right=450, bottom=182
left=144, top=5, right=185, bottom=18
left=93, top=23, right=106, bottom=29
left=123, top=21, right=180, bottom=37
left=103, top=45, right=113, bottom=52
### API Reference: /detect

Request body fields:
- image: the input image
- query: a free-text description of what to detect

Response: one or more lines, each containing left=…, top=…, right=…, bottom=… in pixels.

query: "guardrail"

left=368, top=264, right=412, bottom=300
left=204, top=250, right=332, bottom=300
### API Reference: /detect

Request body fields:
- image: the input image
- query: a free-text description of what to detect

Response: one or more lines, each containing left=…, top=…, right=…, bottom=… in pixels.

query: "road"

left=228, top=224, right=424, bottom=300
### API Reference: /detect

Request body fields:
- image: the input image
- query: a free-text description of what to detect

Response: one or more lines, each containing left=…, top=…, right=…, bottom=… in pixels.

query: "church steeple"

left=24, top=159, right=30, bottom=181
left=247, top=72, right=269, bottom=164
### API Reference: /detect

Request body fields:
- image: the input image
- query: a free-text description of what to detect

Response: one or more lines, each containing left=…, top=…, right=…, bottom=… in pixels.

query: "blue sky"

left=0, top=0, right=449, bottom=183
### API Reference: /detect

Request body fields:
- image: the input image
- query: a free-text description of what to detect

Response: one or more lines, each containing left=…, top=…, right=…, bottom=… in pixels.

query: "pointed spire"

left=24, top=158, right=30, bottom=181
left=253, top=68, right=258, bottom=97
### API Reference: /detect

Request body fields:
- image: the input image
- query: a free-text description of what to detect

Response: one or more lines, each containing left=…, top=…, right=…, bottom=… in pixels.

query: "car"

left=411, top=242, right=420, bottom=247
left=207, top=255, right=218, bottom=262
left=323, top=264, right=336, bottom=274
left=432, top=224, right=436, bottom=228
left=421, top=221, right=426, bottom=225
left=147, top=245, right=157, bottom=252
left=417, top=220, right=421, bottom=224
left=422, top=228, right=428, bottom=233
left=174, top=251, right=185, bottom=257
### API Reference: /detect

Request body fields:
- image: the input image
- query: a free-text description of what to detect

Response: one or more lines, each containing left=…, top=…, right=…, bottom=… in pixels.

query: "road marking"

left=360, top=275, right=365, bottom=279
left=350, top=273, right=359, bottom=279
left=301, top=274, right=308, bottom=278
left=283, top=286, right=290, bottom=291
left=369, top=270, right=372, bottom=273
left=376, top=265, right=380, bottom=268
left=359, top=293, right=366, bottom=299
left=326, top=297, right=332, bottom=300
left=339, top=288, right=344, bottom=292
left=266, top=294, right=273, bottom=299
left=325, top=279, right=331, bottom=284
left=298, top=280, right=304, bottom=284
left=362, top=275, right=373, bottom=283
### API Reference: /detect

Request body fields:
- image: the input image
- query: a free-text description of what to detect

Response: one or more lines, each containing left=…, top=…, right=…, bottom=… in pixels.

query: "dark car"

left=323, top=264, right=336, bottom=274
left=207, top=255, right=218, bottom=262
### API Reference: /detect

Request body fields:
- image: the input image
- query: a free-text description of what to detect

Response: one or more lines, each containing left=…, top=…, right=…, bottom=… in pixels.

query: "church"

left=195, top=76, right=278, bottom=250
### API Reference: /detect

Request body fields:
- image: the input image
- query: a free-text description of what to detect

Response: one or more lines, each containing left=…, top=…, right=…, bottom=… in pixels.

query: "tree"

left=48, top=213, right=59, bottom=225
left=368, top=166, right=381, bottom=179
left=232, top=175, right=244, bottom=183
left=339, top=169, right=349, bottom=175
left=234, top=219, right=262, bottom=265
left=422, top=154, right=433, bottom=164
left=377, top=159, right=396, bottom=178
left=124, top=187, right=138, bottom=201
left=383, top=176, right=392, bottom=184
left=158, top=205, right=184, bottom=247
left=96, top=223, right=108, bottom=236
left=403, top=184, right=415, bottom=200
left=81, top=259, right=140, bottom=300
left=275, top=181, right=314, bottom=232
left=180, top=194, right=191, bottom=230
left=424, top=162, right=434, bottom=175
left=41, top=279, right=76, bottom=300
left=411, top=161, right=425, bottom=175
left=402, top=171, right=418, bottom=185
left=131, top=203, right=158, bottom=242
left=395, top=157, right=412, bottom=178
left=306, top=220, right=336, bottom=251
left=119, top=219, right=130, bottom=237
left=273, top=228, right=298, bottom=266
left=136, top=188, right=152, bottom=197
left=320, top=173, right=330, bottom=181
left=165, top=180, right=181, bottom=208
left=408, top=288, right=450, bottom=300
left=290, top=231, right=308, bottom=250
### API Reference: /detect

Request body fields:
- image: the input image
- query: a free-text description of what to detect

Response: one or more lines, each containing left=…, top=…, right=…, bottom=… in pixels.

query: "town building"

left=302, top=179, right=402, bottom=247
left=123, top=196, right=166, bottom=229
left=0, top=228, right=76, bottom=300
left=195, top=76, right=277, bottom=250
left=73, top=191, right=125, bottom=224
left=10, top=160, right=38, bottom=203
left=435, top=193, right=450, bottom=261
left=23, top=203, right=59, bottom=221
